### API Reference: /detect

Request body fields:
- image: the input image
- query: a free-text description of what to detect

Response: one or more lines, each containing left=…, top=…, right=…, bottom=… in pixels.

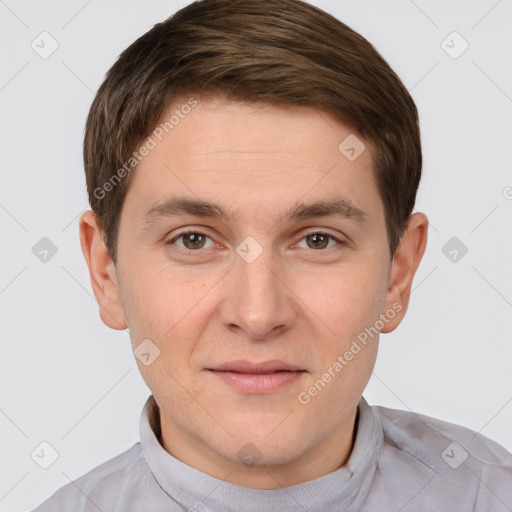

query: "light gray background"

left=1, top=0, right=511, bottom=510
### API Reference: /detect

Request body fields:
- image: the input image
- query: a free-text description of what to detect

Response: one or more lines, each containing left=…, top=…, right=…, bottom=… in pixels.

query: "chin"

left=218, top=425, right=308, bottom=465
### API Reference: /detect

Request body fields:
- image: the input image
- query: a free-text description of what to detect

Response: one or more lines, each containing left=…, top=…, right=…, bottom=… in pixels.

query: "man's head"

left=79, top=0, right=428, bottom=488
left=83, top=0, right=422, bottom=265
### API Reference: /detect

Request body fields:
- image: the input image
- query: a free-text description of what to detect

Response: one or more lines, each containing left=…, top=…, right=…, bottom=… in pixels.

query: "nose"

left=219, top=240, right=298, bottom=341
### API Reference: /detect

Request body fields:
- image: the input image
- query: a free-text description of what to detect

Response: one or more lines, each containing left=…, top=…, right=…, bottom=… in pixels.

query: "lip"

left=207, top=360, right=306, bottom=394
left=210, top=359, right=303, bottom=373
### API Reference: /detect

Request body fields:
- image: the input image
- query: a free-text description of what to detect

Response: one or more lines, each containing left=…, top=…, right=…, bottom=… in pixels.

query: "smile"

left=207, top=360, right=307, bottom=394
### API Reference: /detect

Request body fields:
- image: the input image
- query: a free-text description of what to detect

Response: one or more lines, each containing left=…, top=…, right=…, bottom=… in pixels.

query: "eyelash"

left=166, top=229, right=345, bottom=254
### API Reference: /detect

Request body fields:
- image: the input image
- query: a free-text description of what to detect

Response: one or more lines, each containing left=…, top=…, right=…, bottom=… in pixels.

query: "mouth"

left=206, top=360, right=307, bottom=394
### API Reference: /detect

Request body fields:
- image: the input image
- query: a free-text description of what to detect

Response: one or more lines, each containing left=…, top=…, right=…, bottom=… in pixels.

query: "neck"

left=157, top=403, right=359, bottom=489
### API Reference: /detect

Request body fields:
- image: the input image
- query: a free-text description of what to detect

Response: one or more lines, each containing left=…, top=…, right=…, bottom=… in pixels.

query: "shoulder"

left=371, top=403, right=512, bottom=510
left=31, top=443, right=152, bottom=511
left=374, top=404, right=512, bottom=468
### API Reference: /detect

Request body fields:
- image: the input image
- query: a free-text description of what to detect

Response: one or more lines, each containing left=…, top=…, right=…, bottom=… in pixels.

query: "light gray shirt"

left=32, top=395, right=512, bottom=511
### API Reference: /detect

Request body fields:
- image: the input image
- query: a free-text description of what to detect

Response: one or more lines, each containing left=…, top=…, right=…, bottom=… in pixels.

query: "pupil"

left=186, top=233, right=203, bottom=248
left=309, top=234, right=327, bottom=249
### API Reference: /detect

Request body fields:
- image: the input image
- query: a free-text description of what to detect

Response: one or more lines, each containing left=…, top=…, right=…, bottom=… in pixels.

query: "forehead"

left=123, top=96, right=382, bottom=224
left=152, top=95, right=371, bottom=164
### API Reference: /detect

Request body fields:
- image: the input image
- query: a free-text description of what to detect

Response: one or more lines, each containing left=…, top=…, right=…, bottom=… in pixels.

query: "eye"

left=166, top=229, right=344, bottom=254
left=295, top=231, right=343, bottom=250
left=167, top=230, right=216, bottom=251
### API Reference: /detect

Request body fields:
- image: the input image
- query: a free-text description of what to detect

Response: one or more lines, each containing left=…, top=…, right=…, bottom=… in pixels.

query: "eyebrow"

left=140, top=197, right=368, bottom=228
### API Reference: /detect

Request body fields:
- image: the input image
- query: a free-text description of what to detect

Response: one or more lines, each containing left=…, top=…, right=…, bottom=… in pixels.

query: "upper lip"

left=208, top=360, right=304, bottom=374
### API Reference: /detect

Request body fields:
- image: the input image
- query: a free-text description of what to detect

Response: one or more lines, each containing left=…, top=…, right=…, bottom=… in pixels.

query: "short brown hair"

left=84, top=0, right=421, bottom=264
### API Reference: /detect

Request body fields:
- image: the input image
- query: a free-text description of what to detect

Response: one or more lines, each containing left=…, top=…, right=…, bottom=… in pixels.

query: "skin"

left=79, top=95, right=428, bottom=489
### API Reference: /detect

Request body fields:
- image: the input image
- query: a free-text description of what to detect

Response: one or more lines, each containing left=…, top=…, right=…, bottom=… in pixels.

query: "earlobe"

left=381, top=212, right=428, bottom=333
left=79, top=210, right=127, bottom=330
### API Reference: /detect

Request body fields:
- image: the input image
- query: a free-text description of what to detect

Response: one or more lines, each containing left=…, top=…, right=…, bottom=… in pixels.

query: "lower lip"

left=208, top=370, right=306, bottom=394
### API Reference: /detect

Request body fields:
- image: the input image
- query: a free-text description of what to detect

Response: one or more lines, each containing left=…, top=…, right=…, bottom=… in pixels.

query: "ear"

left=79, top=210, right=127, bottom=330
left=381, top=212, right=428, bottom=333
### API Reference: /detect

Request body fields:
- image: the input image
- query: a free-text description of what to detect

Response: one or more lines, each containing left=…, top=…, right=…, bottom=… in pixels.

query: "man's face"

left=112, top=96, right=398, bottom=481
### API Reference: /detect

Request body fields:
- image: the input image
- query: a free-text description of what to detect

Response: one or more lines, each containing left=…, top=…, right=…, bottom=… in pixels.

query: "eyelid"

left=167, top=229, right=217, bottom=250
left=299, top=228, right=345, bottom=241
left=292, top=229, right=345, bottom=250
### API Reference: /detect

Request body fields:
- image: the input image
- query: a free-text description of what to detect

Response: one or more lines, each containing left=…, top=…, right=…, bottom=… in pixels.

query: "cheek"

left=121, top=259, right=209, bottom=339
left=122, top=266, right=214, bottom=408
left=296, top=274, right=382, bottom=421
left=306, top=263, right=387, bottom=339
left=295, top=261, right=386, bottom=401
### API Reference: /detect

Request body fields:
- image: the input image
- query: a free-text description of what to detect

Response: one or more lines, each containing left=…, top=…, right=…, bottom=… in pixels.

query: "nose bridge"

left=221, top=235, right=296, bottom=339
